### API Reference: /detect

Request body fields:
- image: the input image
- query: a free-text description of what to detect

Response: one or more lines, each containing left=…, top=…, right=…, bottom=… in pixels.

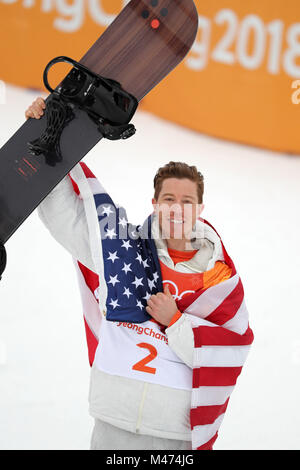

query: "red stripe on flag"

left=205, top=278, right=244, bottom=325
left=68, top=162, right=96, bottom=195
left=176, top=286, right=209, bottom=312
left=196, top=432, right=219, bottom=450
left=83, top=317, right=99, bottom=367
left=202, top=219, right=236, bottom=276
left=193, top=325, right=254, bottom=347
left=190, top=399, right=229, bottom=427
left=193, top=366, right=243, bottom=387
left=78, top=261, right=99, bottom=296
left=80, top=162, right=96, bottom=178
left=68, top=175, right=80, bottom=195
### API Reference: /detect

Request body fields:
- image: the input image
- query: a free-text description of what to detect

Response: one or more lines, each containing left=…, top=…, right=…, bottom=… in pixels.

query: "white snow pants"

left=90, top=419, right=192, bottom=450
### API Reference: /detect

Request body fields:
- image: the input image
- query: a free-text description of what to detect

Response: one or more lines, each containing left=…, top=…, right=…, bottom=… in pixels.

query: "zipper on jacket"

left=136, top=383, right=148, bottom=433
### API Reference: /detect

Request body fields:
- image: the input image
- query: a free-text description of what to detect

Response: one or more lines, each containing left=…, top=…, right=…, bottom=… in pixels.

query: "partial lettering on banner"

left=291, top=80, right=300, bottom=105
left=0, top=0, right=131, bottom=32
left=187, top=8, right=299, bottom=78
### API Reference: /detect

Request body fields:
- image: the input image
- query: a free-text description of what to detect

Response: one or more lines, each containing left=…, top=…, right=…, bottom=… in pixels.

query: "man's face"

left=152, top=178, right=204, bottom=243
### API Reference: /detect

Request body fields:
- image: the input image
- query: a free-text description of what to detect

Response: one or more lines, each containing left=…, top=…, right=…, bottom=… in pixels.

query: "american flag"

left=93, top=188, right=163, bottom=323
left=69, top=162, right=254, bottom=451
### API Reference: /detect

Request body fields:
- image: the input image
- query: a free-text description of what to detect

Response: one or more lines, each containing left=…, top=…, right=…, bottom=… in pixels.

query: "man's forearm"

left=37, top=169, right=96, bottom=271
left=166, top=314, right=194, bottom=368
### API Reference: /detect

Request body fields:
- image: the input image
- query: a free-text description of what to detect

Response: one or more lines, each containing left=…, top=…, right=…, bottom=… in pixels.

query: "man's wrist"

left=168, top=310, right=182, bottom=327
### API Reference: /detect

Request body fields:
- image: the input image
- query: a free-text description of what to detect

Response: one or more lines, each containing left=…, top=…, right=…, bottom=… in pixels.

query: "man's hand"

left=146, top=284, right=178, bottom=326
left=25, top=97, right=46, bottom=120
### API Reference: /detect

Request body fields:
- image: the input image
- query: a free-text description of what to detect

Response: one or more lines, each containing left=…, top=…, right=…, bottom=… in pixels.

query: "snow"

left=0, top=84, right=300, bottom=449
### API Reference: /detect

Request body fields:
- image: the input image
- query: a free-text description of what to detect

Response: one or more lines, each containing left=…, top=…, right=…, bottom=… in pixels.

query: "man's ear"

left=152, top=198, right=157, bottom=213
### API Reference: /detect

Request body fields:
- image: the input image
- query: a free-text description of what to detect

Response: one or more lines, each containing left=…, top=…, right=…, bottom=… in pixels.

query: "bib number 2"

left=132, top=343, right=157, bottom=375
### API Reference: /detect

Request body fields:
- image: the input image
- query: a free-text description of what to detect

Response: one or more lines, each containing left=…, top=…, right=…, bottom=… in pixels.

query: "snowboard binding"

left=0, top=244, right=7, bottom=280
left=28, top=97, right=75, bottom=166
left=28, top=56, right=138, bottom=163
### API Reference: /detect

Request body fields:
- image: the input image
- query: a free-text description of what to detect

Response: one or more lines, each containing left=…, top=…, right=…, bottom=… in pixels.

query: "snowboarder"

left=23, top=97, right=253, bottom=451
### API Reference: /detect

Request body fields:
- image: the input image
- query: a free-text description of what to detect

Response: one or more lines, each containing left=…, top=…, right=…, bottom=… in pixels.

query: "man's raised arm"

left=26, top=97, right=95, bottom=271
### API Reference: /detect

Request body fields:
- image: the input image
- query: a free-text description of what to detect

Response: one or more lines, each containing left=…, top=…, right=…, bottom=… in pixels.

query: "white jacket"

left=38, top=165, right=224, bottom=441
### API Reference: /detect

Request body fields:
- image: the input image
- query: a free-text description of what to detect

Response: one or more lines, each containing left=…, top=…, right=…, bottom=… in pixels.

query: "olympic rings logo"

left=162, top=280, right=195, bottom=301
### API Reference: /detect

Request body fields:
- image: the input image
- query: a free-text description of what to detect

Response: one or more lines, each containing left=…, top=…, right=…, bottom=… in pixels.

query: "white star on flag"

left=148, top=278, right=156, bottom=291
left=123, top=287, right=132, bottom=299
left=107, top=251, right=119, bottom=263
left=101, top=205, right=114, bottom=216
left=121, top=240, right=132, bottom=250
left=109, top=298, right=120, bottom=309
left=136, top=253, right=143, bottom=264
left=122, top=262, right=132, bottom=274
left=143, top=292, right=151, bottom=301
left=132, top=276, right=144, bottom=288
left=105, top=228, right=117, bottom=239
left=108, top=274, right=120, bottom=287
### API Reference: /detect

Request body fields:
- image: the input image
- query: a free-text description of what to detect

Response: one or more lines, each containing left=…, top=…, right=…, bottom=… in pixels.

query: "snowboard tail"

left=79, top=0, right=199, bottom=100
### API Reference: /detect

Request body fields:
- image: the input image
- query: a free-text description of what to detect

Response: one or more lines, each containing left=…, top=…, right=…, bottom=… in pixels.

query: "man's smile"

left=168, top=218, right=185, bottom=224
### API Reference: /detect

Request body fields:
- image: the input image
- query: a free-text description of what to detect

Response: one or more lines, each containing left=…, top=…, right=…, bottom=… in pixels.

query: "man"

left=25, top=98, right=253, bottom=451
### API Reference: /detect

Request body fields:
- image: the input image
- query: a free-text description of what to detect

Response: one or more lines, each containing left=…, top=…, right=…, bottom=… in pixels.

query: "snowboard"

left=0, top=0, right=198, bottom=276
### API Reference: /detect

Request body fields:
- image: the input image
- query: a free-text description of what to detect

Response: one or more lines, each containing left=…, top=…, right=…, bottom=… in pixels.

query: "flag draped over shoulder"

left=68, top=162, right=254, bottom=451
left=177, top=234, right=254, bottom=450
